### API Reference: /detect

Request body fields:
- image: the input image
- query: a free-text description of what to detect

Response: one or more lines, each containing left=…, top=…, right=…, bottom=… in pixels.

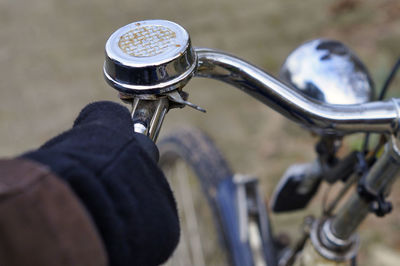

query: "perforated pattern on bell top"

left=118, top=25, right=177, bottom=57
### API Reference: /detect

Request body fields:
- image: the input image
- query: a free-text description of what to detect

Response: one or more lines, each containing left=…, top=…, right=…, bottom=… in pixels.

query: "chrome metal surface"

left=280, top=39, right=374, bottom=105
left=331, top=135, right=400, bottom=240
left=310, top=219, right=359, bottom=262
left=131, top=98, right=169, bottom=141
left=167, top=91, right=206, bottom=112
left=195, top=48, right=400, bottom=135
left=321, top=220, right=357, bottom=249
left=148, top=98, right=169, bottom=140
left=104, top=20, right=197, bottom=95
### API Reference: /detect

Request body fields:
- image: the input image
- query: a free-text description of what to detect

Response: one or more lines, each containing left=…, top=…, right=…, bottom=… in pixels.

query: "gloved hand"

left=22, top=101, right=179, bottom=266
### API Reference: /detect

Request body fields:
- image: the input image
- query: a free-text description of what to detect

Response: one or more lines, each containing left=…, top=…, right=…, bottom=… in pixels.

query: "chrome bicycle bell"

left=104, top=20, right=197, bottom=95
left=280, top=39, right=374, bottom=105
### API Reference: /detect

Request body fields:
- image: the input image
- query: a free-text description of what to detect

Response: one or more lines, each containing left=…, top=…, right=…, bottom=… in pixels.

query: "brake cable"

left=362, top=56, right=400, bottom=154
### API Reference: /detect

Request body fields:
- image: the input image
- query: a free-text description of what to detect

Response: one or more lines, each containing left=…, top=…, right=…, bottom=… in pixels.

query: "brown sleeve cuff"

left=0, top=158, right=108, bottom=266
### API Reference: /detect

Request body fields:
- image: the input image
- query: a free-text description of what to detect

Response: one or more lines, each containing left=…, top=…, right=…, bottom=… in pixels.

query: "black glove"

left=22, top=101, right=179, bottom=266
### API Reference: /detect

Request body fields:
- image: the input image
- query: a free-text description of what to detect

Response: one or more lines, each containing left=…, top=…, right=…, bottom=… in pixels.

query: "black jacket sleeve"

left=22, top=101, right=180, bottom=266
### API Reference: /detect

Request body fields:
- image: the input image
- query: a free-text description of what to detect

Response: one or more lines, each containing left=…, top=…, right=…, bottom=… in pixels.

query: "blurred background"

left=0, top=0, right=399, bottom=264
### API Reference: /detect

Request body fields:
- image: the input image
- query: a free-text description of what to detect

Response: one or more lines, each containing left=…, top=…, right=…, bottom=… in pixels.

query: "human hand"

left=22, top=101, right=179, bottom=266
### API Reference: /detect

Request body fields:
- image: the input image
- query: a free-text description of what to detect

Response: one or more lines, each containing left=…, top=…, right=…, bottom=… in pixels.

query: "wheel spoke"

left=176, top=161, right=206, bottom=266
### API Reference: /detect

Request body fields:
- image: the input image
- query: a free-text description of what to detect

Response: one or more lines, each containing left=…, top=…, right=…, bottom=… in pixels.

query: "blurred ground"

left=0, top=0, right=399, bottom=264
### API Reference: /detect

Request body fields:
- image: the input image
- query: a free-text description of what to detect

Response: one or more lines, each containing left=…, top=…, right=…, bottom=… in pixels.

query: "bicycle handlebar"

left=195, top=48, right=400, bottom=135
left=103, top=20, right=400, bottom=140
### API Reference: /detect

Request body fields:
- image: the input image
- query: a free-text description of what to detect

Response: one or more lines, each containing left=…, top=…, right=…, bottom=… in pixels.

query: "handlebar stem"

left=330, top=135, right=400, bottom=239
left=309, top=135, right=400, bottom=261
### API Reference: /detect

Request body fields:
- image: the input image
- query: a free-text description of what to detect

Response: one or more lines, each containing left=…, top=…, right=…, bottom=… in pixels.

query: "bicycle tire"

left=159, top=127, right=233, bottom=266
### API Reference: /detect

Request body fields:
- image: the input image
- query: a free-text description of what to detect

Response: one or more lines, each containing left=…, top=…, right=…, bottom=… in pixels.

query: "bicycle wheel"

left=159, top=127, right=233, bottom=266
